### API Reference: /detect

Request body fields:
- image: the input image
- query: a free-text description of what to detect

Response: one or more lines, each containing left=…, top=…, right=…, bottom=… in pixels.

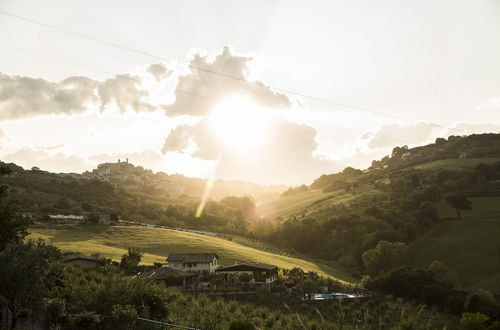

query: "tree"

left=0, top=239, right=61, bottom=328
left=362, top=241, right=407, bottom=275
left=0, top=164, right=31, bottom=251
left=120, top=247, right=143, bottom=270
left=445, top=193, right=472, bottom=219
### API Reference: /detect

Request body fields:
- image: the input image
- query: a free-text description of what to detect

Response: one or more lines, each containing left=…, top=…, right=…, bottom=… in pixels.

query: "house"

left=49, top=214, right=85, bottom=223
left=62, top=254, right=99, bottom=269
left=216, top=262, right=279, bottom=288
left=84, top=213, right=111, bottom=225
left=166, top=253, right=219, bottom=273
left=133, top=267, right=196, bottom=289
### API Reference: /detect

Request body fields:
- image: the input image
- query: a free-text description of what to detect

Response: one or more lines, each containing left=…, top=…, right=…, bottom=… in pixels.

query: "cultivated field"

left=29, top=224, right=354, bottom=283
left=405, top=197, right=500, bottom=294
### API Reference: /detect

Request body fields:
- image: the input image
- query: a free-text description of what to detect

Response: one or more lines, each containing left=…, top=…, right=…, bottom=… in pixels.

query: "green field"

left=405, top=197, right=500, bottom=293
left=414, top=157, right=500, bottom=171
left=29, top=224, right=354, bottom=283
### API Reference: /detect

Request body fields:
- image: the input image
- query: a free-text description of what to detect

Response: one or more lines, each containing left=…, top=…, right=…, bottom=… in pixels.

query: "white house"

left=166, top=253, right=219, bottom=273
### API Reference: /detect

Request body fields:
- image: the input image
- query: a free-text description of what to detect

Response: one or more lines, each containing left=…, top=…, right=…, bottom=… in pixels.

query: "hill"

left=405, top=197, right=500, bottom=293
left=258, top=133, right=500, bottom=297
left=28, top=223, right=354, bottom=283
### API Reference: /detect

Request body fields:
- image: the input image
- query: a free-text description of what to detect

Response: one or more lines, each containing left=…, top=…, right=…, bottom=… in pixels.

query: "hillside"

left=28, top=223, right=354, bottom=283
left=258, top=133, right=500, bottom=298
left=405, top=197, right=500, bottom=293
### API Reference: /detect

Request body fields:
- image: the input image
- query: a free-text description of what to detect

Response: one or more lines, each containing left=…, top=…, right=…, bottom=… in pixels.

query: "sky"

left=0, top=0, right=499, bottom=185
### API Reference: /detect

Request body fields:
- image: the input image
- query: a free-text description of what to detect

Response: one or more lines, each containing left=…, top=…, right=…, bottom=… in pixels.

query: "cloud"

left=89, top=149, right=168, bottom=171
left=157, top=47, right=340, bottom=184
left=444, top=122, right=500, bottom=135
left=147, top=63, right=172, bottom=81
left=475, top=96, right=500, bottom=110
left=164, top=46, right=290, bottom=117
left=0, top=70, right=164, bottom=120
left=97, top=74, right=155, bottom=113
left=1, top=148, right=93, bottom=172
left=365, top=121, right=439, bottom=149
left=0, top=147, right=170, bottom=174
left=0, top=74, right=98, bottom=120
left=162, top=125, right=195, bottom=154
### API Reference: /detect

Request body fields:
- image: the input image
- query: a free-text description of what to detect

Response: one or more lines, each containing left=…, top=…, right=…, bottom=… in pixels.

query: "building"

left=133, top=267, right=196, bottom=289
left=62, top=254, right=99, bottom=269
left=49, top=214, right=85, bottom=223
left=216, top=262, right=279, bottom=286
left=166, top=253, right=219, bottom=273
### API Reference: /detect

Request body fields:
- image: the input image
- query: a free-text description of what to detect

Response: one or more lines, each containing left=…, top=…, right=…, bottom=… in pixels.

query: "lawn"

left=405, top=197, right=500, bottom=294
left=28, top=224, right=355, bottom=283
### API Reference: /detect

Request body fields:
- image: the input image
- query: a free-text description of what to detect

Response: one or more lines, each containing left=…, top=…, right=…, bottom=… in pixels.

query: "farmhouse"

left=166, top=253, right=219, bottom=273
left=62, top=254, right=99, bottom=269
left=216, top=262, right=279, bottom=287
left=133, top=267, right=196, bottom=290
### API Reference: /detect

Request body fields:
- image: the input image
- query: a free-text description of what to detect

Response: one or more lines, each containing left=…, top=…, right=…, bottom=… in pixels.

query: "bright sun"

left=208, top=96, right=272, bottom=151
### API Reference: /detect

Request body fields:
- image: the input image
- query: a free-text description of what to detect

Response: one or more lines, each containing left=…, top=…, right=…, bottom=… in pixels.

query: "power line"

left=0, top=8, right=458, bottom=130
left=0, top=42, right=217, bottom=103
left=0, top=41, right=450, bottom=144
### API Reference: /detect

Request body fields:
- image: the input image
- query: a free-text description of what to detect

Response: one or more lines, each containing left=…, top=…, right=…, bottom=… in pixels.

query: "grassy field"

left=405, top=197, right=500, bottom=294
left=414, top=157, right=500, bottom=171
left=257, top=183, right=385, bottom=219
left=28, top=224, right=354, bottom=283
left=256, top=190, right=329, bottom=218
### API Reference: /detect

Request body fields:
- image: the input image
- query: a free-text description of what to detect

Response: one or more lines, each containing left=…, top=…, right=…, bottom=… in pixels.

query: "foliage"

left=459, top=312, right=490, bottom=330
left=362, top=241, right=407, bottom=275
left=365, top=266, right=466, bottom=314
left=0, top=239, right=62, bottom=328
left=0, top=164, right=31, bottom=251
left=446, top=193, right=472, bottom=218
left=120, top=247, right=143, bottom=270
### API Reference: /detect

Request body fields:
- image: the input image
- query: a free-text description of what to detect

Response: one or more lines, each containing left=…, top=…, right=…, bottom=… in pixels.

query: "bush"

left=459, top=312, right=489, bottom=330
left=66, top=311, right=101, bottom=329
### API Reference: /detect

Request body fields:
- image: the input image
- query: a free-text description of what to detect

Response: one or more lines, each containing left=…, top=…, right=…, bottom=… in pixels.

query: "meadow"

left=405, top=197, right=500, bottom=294
left=28, top=223, right=354, bottom=283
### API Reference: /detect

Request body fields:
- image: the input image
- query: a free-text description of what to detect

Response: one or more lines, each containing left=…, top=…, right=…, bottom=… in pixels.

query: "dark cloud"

left=147, top=63, right=172, bottom=81
left=165, top=46, right=291, bottom=117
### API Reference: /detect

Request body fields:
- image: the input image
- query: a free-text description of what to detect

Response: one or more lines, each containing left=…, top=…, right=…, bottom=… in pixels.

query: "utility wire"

left=0, top=41, right=447, bottom=144
left=0, top=42, right=216, bottom=103
left=0, top=42, right=406, bottom=143
left=0, top=8, right=464, bottom=134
